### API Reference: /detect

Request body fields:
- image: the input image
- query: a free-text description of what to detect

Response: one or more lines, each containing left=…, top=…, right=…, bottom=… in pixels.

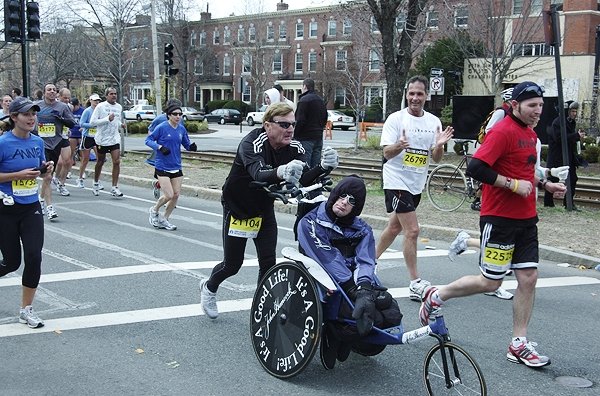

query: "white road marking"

left=1, top=276, right=597, bottom=338
left=42, top=249, right=100, bottom=270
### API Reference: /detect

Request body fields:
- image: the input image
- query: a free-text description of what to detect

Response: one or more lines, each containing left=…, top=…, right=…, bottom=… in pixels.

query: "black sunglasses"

left=514, top=85, right=544, bottom=101
left=271, top=120, right=296, bottom=129
left=339, top=194, right=356, bottom=206
left=170, top=112, right=183, bottom=116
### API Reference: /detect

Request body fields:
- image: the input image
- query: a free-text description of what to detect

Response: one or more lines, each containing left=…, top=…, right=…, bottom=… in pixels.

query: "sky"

left=198, top=0, right=344, bottom=19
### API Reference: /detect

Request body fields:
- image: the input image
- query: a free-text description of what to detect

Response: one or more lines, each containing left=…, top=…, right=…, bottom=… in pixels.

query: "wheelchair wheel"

left=351, top=342, right=386, bottom=357
left=426, top=164, right=468, bottom=212
left=423, top=342, right=487, bottom=395
left=250, top=261, right=322, bottom=379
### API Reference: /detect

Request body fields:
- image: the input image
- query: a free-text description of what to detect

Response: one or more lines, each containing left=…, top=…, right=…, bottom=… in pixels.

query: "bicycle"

left=426, top=139, right=481, bottom=212
left=249, top=179, right=487, bottom=395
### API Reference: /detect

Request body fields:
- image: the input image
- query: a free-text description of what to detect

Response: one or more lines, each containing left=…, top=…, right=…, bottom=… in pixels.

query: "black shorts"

left=44, top=139, right=70, bottom=164
left=384, top=189, right=421, bottom=213
left=155, top=169, right=183, bottom=179
left=478, top=221, right=539, bottom=280
left=96, top=143, right=120, bottom=154
left=80, top=136, right=96, bottom=150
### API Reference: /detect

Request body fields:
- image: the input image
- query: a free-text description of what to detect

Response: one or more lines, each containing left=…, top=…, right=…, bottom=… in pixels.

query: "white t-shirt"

left=90, top=101, right=123, bottom=146
left=380, top=108, right=440, bottom=194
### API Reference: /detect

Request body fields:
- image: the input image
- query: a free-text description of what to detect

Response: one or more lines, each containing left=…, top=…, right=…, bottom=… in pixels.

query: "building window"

left=530, top=0, right=542, bottom=14
left=224, top=55, right=231, bottom=75
left=238, top=26, right=245, bottom=43
left=335, top=87, right=346, bottom=106
left=426, top=11, right=439, bottom=29
left=249, top=25, right=256, bottom=42
left=141, top=62, right=149, bottom=77
left=369, top=49, right=380, bottom=71
left=242, top=53, right=252, bottom=73
left=365, top=87, right=382, bottom=105
left=194, top=58, right=203, bottom=75
left=213, top=30, right=220, bottom=45
left=309, top=52, right=317, bottom=72
left=335, top=50, right=347, bottom=71
left=273, top=52, right=282, bottom=72
left=512, top=42, right=554, bottom=56
left=190, top=32, right=197, bottom=47
left=279, top=23, right=287, bottom=40
left=194, top=85, right=201, bottom=103
left=267, top=25, right=274, bottom=41
left=130, top=37, right=137, bottom=49
left=512, top=0, right=523, bottom=14
left=295, top=53, right=303, bottom=73
left=296, top=22, right=304, bottom=39
left=328, top=20, right=336, bottom=36
left=213, top=58, right=220, bottom=75
left=224, top=27, right=231, bottom=44
left=343, top=18, right=352, bottom=35
left=309, top=21, right=317, bottom=38
left=454, top=6, right=468, bottom=27
left=370, top=16, right=379, bottom=33
left=242, top=85, right=251, bottom=103
left=200, top=31, right=206, bottom=45
left=396, top=13, right=406, bottom=31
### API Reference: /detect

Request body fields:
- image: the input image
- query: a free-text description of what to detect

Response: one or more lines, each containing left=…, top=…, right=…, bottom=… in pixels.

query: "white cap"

left=89, top=94, right=101, bottom=101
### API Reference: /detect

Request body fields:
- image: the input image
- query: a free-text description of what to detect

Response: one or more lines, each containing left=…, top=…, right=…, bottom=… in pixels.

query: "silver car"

left=181, top=107, right=205, bottom=122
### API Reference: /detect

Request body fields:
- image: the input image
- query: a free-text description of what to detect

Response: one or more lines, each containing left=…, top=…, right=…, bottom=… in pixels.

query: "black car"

left=205, top=108, right=242, bottom=125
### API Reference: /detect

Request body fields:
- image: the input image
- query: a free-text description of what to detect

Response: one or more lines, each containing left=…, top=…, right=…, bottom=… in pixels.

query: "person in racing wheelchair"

left=297, top=175, right=402, bottom=369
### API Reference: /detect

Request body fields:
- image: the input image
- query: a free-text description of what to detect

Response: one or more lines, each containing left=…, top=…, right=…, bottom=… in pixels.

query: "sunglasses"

left=170, top=112, right=183, bottom=116
left=270, top=120, right=296, bottom=129
left=514, top=85, right=544, bottom=101
left=339, top=194, right=355, bottom=206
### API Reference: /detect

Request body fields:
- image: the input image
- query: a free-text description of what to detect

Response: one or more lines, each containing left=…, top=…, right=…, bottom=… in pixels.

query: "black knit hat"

left=325, top=175, right=366, bottom=226
left=511, top=81, right=544, bottom=102
left=165, top=104, right=182, bottom=115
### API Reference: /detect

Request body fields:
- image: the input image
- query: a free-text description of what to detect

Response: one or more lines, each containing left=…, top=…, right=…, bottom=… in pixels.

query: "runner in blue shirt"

left=0, top=97, right=54, bottom=328
left=77, top=94, right=102, bottom=188
left=145, top=103, right=197, bottom=230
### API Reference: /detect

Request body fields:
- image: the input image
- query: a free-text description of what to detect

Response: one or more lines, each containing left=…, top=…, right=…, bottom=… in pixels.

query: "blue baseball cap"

left=9, top=96, right=40, bottom=113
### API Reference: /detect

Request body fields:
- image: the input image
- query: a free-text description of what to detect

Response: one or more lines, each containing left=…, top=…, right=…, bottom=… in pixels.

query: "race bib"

left=482, top=242, right=514, bottom=271
left=228, top=215, right=262, bottom=238
left=38, top=123, right=56, bottom=138
left=12, top=179, right=38, bottom=197
left=87, top=128, right=97, bottom=137
left=402, top=148, right=428, bottom=173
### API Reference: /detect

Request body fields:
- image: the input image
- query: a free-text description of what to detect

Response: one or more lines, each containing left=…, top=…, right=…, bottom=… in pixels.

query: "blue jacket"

left=297, top=201, right=376, bottom=285
left=145, top=121, right=192, bottom=171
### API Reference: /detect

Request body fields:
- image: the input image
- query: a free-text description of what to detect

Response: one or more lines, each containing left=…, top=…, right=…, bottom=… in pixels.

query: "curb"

left=113, top=172, right=600, bottom=269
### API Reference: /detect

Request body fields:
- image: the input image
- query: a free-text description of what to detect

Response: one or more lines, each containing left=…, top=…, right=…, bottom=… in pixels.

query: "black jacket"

left=547, top=115, right=579, bottom=168
left=294, top=90, right=327, bottom=141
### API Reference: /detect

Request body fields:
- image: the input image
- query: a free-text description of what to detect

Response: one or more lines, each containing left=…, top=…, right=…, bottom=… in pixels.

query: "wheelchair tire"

left=250, top=261, right=322, bottom=379
left=351, top=342, right=386, bottom=357
left=423, top=342, right=487, bottom=395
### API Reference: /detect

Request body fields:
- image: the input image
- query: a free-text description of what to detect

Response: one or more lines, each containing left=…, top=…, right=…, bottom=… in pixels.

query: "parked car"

left=205, top=108, right=242, bottom=125
left=327, top=110, right=354, bottom=130
left=246, top=105, right=268, bottom=126
left=181, top=107, right=205, bottom=122
left=123, top=104, right=157, bottom=122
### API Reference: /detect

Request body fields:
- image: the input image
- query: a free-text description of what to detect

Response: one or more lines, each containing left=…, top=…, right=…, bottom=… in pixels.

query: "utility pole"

left=589, top=25, right=600, bottom=137
left=150, top=0, right=162, bottom=115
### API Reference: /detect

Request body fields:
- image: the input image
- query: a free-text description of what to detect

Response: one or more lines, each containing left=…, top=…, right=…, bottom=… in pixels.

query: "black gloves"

left=159, top=146, right=171, bottom=155
left=188, top=142, right=197, bottom=152
left=352, top=282, right=376, bottom=336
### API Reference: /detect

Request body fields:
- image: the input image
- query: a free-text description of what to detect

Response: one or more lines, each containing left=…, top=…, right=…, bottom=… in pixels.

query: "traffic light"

left=168, top=68, right=179, bottom=76
left=4, top=0, right=23, bottom=43
left=164, top=43, right=174, bottom=66
left=26, top=1, right=40, bottom=40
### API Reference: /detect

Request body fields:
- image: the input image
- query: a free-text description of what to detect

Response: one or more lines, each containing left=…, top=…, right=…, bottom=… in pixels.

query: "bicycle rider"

left=297, top=175, right=402, bottom=369
left=199, top=102, right=339, bottom=319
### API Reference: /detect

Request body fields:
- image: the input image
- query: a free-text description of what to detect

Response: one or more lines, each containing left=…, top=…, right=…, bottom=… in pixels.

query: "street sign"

left=430, top=77, right=445, bottom=95
left=430, top=68, right=444, bottom=76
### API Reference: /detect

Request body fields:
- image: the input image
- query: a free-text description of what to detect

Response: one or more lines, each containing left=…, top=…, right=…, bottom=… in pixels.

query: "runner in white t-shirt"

left=376, top=75, right=454, bottom=301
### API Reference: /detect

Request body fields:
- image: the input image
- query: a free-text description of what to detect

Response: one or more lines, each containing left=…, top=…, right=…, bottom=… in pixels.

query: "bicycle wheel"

left=423, top=342, right=487, bottom=395
left=427, top=164, right=468, bottom=212
left=250, top=261, right=322, bottom=379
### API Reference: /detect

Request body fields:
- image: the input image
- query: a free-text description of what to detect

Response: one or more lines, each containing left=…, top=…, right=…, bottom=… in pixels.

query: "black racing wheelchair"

left=248, top=177, right=487, bottom=395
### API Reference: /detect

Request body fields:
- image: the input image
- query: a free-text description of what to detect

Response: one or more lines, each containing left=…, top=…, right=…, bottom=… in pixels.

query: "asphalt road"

left=0, top=182, right=598, bottom=395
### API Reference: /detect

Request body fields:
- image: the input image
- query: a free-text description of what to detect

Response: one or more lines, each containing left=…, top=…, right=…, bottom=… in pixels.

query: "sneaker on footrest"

left=409, top=279, right=431, bottom=301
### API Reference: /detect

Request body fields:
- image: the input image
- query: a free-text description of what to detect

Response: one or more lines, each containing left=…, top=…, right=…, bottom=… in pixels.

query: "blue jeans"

left=299, top=139, right=323, bottom=168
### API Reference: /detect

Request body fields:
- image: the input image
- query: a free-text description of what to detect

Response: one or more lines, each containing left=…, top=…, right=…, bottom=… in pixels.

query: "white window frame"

left=512, top=0, right=523, bottom=14
left=454, top=6, right=468, bottom=28
left=308, top=52, right=317, bottom=72
left=370, top=16, right=379, bottom=33
left=242, top=85, right=251, bottom=103
left=335, top=87, right=346, bottom=106
left=335, top=50, right=347, bottom=71
left=369, top=49, right=380, bottom=71
left=223, top=27, right=231, bottom=44
left=296, top=22, right=304, bottom=39
left=194, top=85, right=201, bottom=103
left=309, top=21, right=318, bottom=38
left=194, top=58, right=203, bottom=75
left=272, top=52, right=283, bottom=73
left=343, top=18, right=352, bottom=35
left=396, top=13, right=406, bottom=31
left=426, top=10, right=439, bottom=29
left=223, top=55, right=231, bottom=75
left=267, top=25, right=274, bottom=41
left=365, top=87, right=382, bottom=106
left=328, top=20, right=336, bottom=36
left=249, top=25, right=256, bottom=42
left=279, top=23, right=287, bottom=40
left=213, top=30, right=220, bottom=45
left=295, top=52, right=303, bottom=73
left=200, top=31, right=206, bottom=45
left=238, top=26, right=245, bottom=43
left=242, top=53, right=252, bottom=74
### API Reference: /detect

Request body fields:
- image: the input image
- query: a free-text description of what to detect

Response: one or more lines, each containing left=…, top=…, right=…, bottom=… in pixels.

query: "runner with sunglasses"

left=199, top=102, right=339, bottom=319
left=420, top=81, right=565, bottom=368
left=145, top=104, right=197, bottom=231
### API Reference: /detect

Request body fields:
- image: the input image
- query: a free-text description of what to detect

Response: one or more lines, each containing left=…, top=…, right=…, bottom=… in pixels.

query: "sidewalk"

left=109, top=169, right=600, bottom=269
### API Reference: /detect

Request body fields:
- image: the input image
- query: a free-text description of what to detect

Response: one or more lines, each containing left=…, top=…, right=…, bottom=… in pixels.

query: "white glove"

left=550, top=166, right=570, bottom=182
left=277, top=159, right=305, bottom=185
left=320, top=146, right=339, bottom=170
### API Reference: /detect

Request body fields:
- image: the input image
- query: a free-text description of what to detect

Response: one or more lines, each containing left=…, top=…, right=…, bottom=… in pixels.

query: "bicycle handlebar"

left=249, top=175, right=333, bottom=204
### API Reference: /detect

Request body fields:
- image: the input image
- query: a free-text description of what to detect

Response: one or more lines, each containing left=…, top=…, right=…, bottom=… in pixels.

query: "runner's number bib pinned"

left=38, top=123, right=56, bottom=138
left=402, top=148, right=428, bottom=173
left=228, top=215, right=263, bottom=238
left=482, top=242, right=514, bottom=271
left=12, top=179, right=38, bottom=197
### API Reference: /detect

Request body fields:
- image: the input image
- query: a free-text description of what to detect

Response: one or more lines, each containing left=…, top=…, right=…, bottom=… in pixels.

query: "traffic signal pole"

left=20, top=0, right=29, bottom=95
